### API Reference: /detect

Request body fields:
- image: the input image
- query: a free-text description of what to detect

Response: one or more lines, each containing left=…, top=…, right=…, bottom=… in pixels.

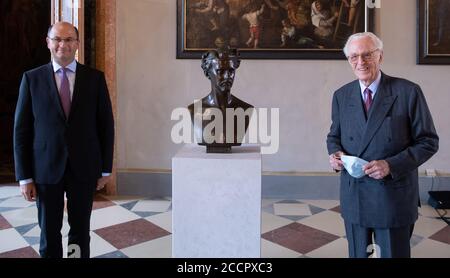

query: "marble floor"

left=0, top=185, right=449, bottom=258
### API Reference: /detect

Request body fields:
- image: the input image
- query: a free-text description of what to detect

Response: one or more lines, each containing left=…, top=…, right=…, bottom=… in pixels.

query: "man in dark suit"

left=14, top=22, right=114, bottom=258
left=327, top=32, right=438, bottom=258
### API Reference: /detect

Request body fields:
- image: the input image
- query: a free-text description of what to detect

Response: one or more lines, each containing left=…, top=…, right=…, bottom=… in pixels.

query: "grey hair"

left=343, top=32, right=383, bottom=57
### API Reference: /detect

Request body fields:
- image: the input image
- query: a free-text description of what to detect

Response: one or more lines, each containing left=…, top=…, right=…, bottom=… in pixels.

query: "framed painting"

left=177, top=0, right=374, bottom=59
left=417, top=0, right=450, bottom=64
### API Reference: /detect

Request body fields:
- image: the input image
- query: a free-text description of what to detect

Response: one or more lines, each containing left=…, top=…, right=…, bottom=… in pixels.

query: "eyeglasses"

left=347, top=49, right=380, bottom=63
left=48, top=37, right=78, bottom=44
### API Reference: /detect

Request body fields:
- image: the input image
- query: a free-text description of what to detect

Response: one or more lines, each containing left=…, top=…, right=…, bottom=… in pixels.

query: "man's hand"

left=329, top=151, right=344, bottom=171
left=20, top=182, right=37, bottom=202
left=96, top=176, right=112, bottom=191
left=363, top=160, right=390, bottom=179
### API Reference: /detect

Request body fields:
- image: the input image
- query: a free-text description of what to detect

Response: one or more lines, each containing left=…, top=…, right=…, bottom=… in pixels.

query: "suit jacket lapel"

left=347, top=81, right=366, bottom=137
left=357, top=74, right=397, bottom=156
left=68, top=62, right=84, bottom=122
left=46, top=63, right=66, bottom=122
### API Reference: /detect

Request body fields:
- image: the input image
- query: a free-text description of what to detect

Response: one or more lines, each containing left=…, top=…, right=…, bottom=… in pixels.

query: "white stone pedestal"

left=172, top=144, right=261, bottom=258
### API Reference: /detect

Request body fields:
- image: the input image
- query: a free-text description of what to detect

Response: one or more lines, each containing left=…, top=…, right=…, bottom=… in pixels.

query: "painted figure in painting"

left=242, top=3, right=266, bottom=48
left=193, top=0, right=231, bottom=31
left=184, top=0, right=365, bottom=50
left=311, top=0, right=339, bottom=43
left=343, top=0, right=360, bottom=27
left=280, top=19, right=296, bottom=46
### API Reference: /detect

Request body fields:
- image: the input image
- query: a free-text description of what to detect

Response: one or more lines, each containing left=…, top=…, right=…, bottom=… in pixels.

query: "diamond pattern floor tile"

left=329, top=205, right=341, bottom=213
left=305, top=237, right=349, bottom=258
left=273, top=203, right=312, bottom=216
left=90, top=231, right=118, bottom=258
left=145, top=211, right=172, bottom=233
left=413, top=215, right=448, bottom=237
left=411, top=239, right=450, bottom=258
left=95, top=250, right=128, bottom=258
left=0, top=186, right=21, bottom=199
left=0, top=196, right=34, bottom=208
left=429, top=225, right=450, bottom=245
left=94, top=219, right=170, bottom=249
left=298, top=199, right=340, bottom=210
left=15, top=223, right=38, bottom=235
left=120, top=201, right=139, bottom=211
left=102, top=195, right=144, bottom=205
left=1, top=206, right=38, bottom=227
left=410, top=234, right=425, bottom=248
left=92, top=194, right=116, bottom=210
left=297, top=210, right=345, bottom=237
left=0, top=214, right=12, bottom=230
left=261, top=212, right=293, bottom=234
left=261, top=238, right=302, bottom=258
left=90, top=205, right=140, bottom=230
left=418, top=205, right=441, bottom=218
left=131, top=199, right=171, bottom=213
left=0, top=246, right=39, bottom=258
left=262, top=222, right=340, bottom=254
left=0, top=228, right=29, bottom=253
left=0, top=185, right=448, bottom=259
left=120, top=235, right=172, bottom=258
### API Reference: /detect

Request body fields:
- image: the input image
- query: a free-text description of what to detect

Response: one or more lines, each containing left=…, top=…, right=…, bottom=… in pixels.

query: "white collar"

left=52, top=59, right=77, bottom=73
left=359, top=71, right=381, bottom=95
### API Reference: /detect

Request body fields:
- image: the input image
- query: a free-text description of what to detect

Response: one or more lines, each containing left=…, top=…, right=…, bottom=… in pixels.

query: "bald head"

left=48, top=22, right=79, bottom=40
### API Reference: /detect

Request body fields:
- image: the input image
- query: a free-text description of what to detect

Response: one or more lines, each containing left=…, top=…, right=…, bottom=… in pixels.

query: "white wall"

left=117, top=0, right=450, bottom=173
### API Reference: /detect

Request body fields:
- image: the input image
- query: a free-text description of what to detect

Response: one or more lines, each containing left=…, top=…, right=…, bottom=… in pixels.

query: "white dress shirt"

left=359, top=71, right=382, bottom=103
left=52, top=60, right=77, bottom=101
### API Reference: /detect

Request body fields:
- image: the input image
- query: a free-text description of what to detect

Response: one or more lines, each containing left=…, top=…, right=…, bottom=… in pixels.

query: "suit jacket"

left=14, top=62, right=114, bottom=185
left=327, top=73, right=438, bottom=228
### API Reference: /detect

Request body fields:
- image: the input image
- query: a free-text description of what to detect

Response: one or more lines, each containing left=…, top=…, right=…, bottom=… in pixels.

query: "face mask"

left=340, top=155, right=368, bottom=178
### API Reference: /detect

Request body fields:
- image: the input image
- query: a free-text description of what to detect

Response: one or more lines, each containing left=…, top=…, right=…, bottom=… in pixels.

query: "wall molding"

left=117, top=168, right=450, bottom=177
left=117, top=171, right=449, bottom=202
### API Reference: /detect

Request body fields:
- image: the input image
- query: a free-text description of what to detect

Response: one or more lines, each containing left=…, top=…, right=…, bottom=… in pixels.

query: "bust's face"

left=209, top=58, right=236, bottom=93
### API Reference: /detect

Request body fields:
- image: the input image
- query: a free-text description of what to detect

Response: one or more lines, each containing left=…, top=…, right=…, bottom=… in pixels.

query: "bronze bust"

left=188, top=48, right=254, bottom=153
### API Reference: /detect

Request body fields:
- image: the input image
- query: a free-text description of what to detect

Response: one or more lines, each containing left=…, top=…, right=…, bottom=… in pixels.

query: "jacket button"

left=349, top=137, right=353, bottom=141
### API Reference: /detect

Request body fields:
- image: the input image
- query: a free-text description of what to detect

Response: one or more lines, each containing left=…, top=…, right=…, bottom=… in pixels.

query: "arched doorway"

left=0, top=0, right=116, bottom=193
left=0, top=0, right=51, bottom=184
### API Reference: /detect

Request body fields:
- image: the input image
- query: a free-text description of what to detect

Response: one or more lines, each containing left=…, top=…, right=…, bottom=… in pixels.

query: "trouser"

left=344, top=221, right=415, bottom=258
left=36, top=164, right=96, bottom=258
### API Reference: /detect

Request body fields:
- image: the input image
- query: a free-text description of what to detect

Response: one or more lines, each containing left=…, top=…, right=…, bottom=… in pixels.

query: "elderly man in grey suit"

left=327, top=32, right=439, bottom=258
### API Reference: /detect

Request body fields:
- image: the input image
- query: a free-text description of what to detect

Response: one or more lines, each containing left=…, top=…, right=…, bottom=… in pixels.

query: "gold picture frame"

left=177, top=0, right=374, bottom=59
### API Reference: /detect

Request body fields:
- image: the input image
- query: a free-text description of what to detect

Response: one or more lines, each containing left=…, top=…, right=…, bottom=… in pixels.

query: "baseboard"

left=117, top=171, right=449, bottom=202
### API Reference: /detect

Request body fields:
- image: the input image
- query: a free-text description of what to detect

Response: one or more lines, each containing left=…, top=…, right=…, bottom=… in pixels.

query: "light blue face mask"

left=341, top=155, right=369, bottom=178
